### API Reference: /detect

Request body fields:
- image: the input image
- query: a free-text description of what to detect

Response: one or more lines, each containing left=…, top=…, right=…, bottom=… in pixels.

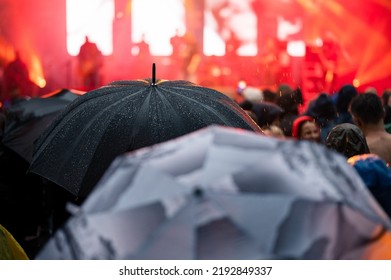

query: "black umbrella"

left=28, top=67, right=261, bottom=198
left=1, top=88, right=84, bottom=163
left=36, top=126, right=391, bottom=260
left=40, top=88, right=85, bottom=102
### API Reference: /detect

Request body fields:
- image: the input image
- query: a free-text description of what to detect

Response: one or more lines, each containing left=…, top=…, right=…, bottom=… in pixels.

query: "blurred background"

left=0, top=0, right=390, bottom=106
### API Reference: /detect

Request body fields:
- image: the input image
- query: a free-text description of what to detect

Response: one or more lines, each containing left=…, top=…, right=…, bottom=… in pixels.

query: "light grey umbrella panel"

left=37, top=126, right=391, bottom=260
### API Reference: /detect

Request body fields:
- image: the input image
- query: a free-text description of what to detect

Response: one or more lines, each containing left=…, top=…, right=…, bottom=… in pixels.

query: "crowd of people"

left=238, top=83, right=391, bottom=217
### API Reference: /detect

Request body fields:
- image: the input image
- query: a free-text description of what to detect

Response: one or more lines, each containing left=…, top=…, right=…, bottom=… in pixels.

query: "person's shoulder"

left=367, top=131, right=391, bottom=143
left=366, top=145, right=391, bottom=164
left=379, top=131, right=391, bottom=142
left=367, top=132, right=391, bottom=150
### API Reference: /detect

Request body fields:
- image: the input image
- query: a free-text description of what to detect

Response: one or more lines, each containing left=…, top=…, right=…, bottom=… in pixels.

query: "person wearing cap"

left=291, top=115, right=321, bottom=143
left=305, top=93, right=337, bottom=143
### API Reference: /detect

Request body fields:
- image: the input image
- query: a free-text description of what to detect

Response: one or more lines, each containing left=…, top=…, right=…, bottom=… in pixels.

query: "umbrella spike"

left=152, top=63, right=156, bottom=85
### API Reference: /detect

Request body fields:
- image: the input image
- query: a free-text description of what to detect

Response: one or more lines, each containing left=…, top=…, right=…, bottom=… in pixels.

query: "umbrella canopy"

left=40, top=88, right=85, bottom=102
left=36, top=126, right=391, bottom=260
left=1, top=88, right=84, bottom=163
left=250, top=101, right=284, bottom=127
left=28, top=78, right=261, bottom=198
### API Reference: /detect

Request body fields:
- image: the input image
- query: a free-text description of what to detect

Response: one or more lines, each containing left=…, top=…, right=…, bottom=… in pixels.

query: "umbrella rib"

left=132, top=198, right=194, bottom=259
left=66, top=86, right=148, bottom=168
left=158, top=86, right=234, bottom=124
left=128, top=87, right=153, bottom=139
left=146, top=86, right=186, bottom=130
left=32, top=87, right=148, bottom=191
left=32, top=91, right=106, bottom=156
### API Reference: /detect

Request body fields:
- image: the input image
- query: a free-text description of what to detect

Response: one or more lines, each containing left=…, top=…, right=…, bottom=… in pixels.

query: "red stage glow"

left=0, top=0, right=389, bottom=103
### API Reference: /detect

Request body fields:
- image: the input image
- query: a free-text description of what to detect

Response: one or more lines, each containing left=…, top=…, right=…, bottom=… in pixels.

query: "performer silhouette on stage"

left=170, top=31, right=201, bottom=82
left=77, top=36, right=103, bottom=90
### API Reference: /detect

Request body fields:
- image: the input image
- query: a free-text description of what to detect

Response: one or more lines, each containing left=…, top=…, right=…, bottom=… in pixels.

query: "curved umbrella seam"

left=61, top=87, right=149, bottom=183
left=132, top=197, right=194, bottom=259
left=157, top=86, right=236, bottom=125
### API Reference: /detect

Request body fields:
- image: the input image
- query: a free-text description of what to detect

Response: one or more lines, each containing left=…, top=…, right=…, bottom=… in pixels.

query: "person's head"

left=250, top=102, right=283, bottom=128
left=336, top=84, right=358, bottom=113
left=306, top=93, right=336, bottom=124
left=382, top=89, right=391, bottom=107
left=276, top=91, right=299, bottom=116
left=325, top=123, right=370, bottom=158
left=292, top=115, right=320, bottom=142
left=262, top=89, right=277, bottom=103
left=242, top=87, right=263, bottom=103
left=350, top=93, right=384, bottom=128
left=238, top=100, right=253, bottom=111
left=364, top=87, right=378, bottom=95
left=263, top=125, right=285, bottom=139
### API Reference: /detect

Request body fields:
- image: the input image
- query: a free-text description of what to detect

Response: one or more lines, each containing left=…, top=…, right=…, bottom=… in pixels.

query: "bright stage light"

left=132, top=0, right=185, bottom=56
left=353, top=78, right=360, bottom=88
left=66, top=0, right=114, bottom=56
left=287, top=41, right=306, bottom=57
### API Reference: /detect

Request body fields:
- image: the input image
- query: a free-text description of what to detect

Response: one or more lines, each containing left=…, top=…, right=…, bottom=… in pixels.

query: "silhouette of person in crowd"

left=2, top=51, right=35, bottom=107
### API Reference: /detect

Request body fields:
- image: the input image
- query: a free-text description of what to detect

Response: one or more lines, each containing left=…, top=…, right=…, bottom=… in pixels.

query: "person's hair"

left=262, top=89, right=277, bottom=103
left=263, top=125, right=284, bottom=138
left=276, top=92, right=298, bottom=115
left=382, top=89, right=391, bottom=106
left=336, top=84, right=358, bottom=113
left=350, top=93, right=384, bottom=124
left=325, top=123, right=370, bottom=158
left=382, top=89, right=391, bottom=124
left=306, top=93, right=337, bottom=123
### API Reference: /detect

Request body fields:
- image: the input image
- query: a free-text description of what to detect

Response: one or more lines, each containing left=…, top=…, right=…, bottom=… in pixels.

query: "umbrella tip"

left=194, top=188, right=203, bottom=197
left=152, top=63, right=156, bottom=85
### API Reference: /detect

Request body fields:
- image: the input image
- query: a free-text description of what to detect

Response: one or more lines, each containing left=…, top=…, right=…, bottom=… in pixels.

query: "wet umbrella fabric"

left=37, top=126, right=391, bottom=260
left=1, top=89, right=84, bottom=163
left=40, top=88, right=85, bottom=102
left=28, top=79, right=261, bottom=198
